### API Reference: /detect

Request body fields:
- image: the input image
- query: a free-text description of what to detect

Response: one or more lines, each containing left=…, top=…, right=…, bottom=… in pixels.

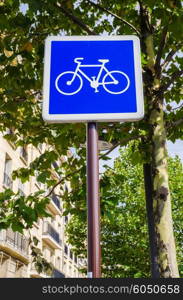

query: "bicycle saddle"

left=98, top=59, right=109, bottom=63
left=74, top=57, right=84, bottom=63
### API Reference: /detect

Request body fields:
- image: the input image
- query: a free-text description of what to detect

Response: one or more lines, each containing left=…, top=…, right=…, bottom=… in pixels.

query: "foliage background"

left=66, top=147, right=183, bottom=277
left=0, top=0, right=183, bottom=277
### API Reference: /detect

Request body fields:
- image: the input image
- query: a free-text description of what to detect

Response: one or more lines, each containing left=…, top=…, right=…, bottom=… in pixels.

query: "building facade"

left=0, top=132, right=85, bottom=278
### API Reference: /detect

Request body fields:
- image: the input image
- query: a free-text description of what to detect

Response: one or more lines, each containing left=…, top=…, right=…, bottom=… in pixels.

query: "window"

left=35, top=170, right=41, bottom=188
left=5, top=128, right=16, bottom=148
left=52, top=194, right=61, bottom=210
left=42, top=246, right=46, bottom=257
left=6, top=128, right=13, bottom=135
left=63, top=262, right=66, bottom=273
left=56, top=257, right=61, bottom=270
left=58, top=224, right=61, bottom=235
left=51, top=216, right=56, bottom=227
left=52, top=161, right=59, bottom=169
left=38, top=143, right=43, bottom=153
left=70, top=251, right=73, bottom=260
left=64, top=245, right=68, bottom=255
left=50, top=250, right=55, bottom=264
left=69, top=266, right=72, bottom=276
left=64, top=184, right=69, bottom=192
left=74, top=268, right=77, bottom=277
left=74, top=255, right=77, bottom=264
left=18, top=181, right=25, bottom=196
left=20, top=146, right=28, bottom=163
left=3, top=155, right=12, bottom=188
left=64, top=216, right=68, bottom=224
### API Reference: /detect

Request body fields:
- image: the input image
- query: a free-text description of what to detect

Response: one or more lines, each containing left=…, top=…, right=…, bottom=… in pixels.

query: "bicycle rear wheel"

left=103, top=71, right=130, bottom=94
left=55, top=71, right=83, bottom=95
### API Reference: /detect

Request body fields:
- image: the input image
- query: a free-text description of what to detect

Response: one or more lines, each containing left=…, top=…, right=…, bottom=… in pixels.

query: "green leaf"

left=11, top=222, right=24, bottom=233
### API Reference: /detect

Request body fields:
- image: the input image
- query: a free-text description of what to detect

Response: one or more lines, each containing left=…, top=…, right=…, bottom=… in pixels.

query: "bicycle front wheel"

left=103, top=71, right=130, bottom=94
left=55, top=71, right=83, bottom=95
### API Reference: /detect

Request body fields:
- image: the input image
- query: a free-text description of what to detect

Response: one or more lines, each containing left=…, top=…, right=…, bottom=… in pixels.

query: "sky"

left=167, top=140, right=183, bottom=161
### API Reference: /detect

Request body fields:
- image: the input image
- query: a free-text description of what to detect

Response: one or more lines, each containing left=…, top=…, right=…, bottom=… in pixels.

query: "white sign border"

left=42, top=35, right=144, bottom=123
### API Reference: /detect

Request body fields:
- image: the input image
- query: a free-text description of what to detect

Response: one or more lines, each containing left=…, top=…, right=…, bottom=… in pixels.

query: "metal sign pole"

left=86, top=122, right=101, bottom=278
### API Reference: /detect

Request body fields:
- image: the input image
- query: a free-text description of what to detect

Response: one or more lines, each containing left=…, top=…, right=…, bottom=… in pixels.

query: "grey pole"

left=86, top=122, right=101, bottom=278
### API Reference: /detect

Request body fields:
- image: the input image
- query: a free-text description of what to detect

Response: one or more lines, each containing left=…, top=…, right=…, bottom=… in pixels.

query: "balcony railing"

left=30, top=265, right=49, bottom=278
left=51, top=194, right=60, bottom=210
left=0, top=229, right=28, bottom=257
left=3, top=172, right=13, bottom=189
left=43, top=222, right=61, bottom=246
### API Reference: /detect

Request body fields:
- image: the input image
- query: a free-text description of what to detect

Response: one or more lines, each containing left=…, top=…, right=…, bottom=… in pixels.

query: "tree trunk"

left=142, top=30, right=179, bottom=277
left=143, top=163, right=160, bottom=277
left=149, top=105, right=179, bottom=277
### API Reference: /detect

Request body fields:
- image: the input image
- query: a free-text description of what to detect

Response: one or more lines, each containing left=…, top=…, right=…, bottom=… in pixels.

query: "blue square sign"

left=42, top=36, right=144, bottom=123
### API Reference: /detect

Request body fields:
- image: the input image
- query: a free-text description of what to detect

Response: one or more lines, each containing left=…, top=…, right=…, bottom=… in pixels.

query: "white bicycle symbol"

left=55, top=57, right=130, bottom=95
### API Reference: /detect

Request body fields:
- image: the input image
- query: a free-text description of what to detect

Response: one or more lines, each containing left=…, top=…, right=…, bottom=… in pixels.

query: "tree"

left=66, top=147, right=183, bottom=277
left=0, top=0, right=182, bottom=277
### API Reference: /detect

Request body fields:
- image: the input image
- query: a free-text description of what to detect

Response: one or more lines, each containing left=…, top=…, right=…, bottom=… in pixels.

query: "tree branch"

left=14, top=90, right=42, bottom=103
left=99, top=135, right=144, bottom=160
left=160, top=69, right=183, bottom=94
left=171, top=118, right=183, bottom=128
left=154, top=25, right=168, bottom=78
left=45, top=167, right=82, bottom=198
left=161, top=45, right=181, bottom=71
left=99, top=142, right=121, bottom=160
left=45, top=135, right=145, bottom=196
left=138, top=0, right=153, bottom=34
left=55, top=2, right=97, bottom=35
left=167, top=118, right=183, bottom=130
left=86, top=0, right=140, bottom=36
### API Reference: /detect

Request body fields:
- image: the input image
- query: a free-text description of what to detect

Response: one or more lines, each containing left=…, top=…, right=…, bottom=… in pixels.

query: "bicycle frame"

left=71, top=62, right=117, bottom=85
